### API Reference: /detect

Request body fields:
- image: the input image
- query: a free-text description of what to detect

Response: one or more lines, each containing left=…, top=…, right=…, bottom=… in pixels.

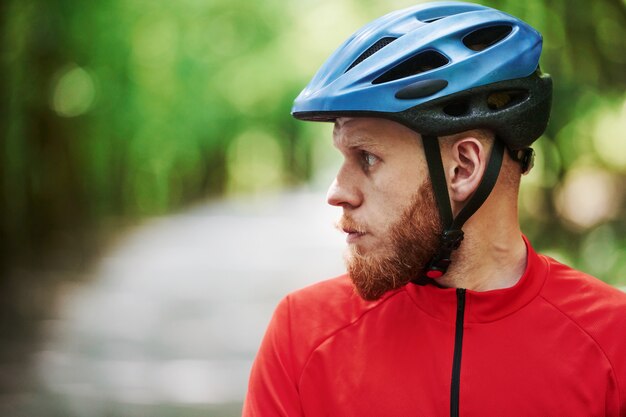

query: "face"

left=328, top=118, right=441, bottom=300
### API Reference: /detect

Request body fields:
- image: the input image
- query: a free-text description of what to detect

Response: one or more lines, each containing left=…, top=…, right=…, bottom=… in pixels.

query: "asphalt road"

left=34, top=189, right=345, bottom=416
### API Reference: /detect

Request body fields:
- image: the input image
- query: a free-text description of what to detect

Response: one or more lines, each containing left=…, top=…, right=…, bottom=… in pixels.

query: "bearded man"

left=243, top=3, right=626, bottom=416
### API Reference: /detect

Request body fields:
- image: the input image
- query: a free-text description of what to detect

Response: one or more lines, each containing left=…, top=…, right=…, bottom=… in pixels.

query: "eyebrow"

left=333, top=133, right=386, bottom=152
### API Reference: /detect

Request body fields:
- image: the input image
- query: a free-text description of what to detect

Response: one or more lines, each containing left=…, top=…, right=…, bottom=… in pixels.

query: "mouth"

left=337, top=217, right=368, bottom=244
left=342, top=227, right=366, bottom=243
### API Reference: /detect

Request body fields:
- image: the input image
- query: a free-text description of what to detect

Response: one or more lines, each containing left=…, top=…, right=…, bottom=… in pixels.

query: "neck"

left=435, top=212, right=527, bottom=292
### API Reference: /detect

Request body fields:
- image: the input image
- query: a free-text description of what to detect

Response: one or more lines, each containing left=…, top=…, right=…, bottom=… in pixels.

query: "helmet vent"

left=487, top=90, right=528, bottom=110
left=346, top=37, right=397, bottom=72
left=463, top=25, right=513, bottom=51
left=421, top=17, right=444, bottom=23
left=372, top=50, right=448, bottom=84
left=442, top=100, right=470, bottom=117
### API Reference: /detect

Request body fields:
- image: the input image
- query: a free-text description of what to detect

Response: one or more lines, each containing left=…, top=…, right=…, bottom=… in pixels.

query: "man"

left=244, top=2, right=626, bottom=416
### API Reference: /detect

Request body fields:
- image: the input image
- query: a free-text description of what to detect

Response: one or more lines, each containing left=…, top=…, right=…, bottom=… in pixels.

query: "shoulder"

left=539, top=254, right=626, bottom=318
left=268, top=274, right=400, bottom=373
left=538, top=255, right=626, bottom=369
left=286, top=274, right=378, bottom=319
left=280, top=274, right=394, bottom=340
left=245, top=276, right=405, bottom=414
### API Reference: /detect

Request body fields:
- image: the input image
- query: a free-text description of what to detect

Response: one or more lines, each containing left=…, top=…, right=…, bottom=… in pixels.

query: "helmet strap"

left=415, top=136, right=505, bottom=284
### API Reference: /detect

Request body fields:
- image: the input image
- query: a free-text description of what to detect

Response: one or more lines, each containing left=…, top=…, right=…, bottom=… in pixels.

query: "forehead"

left=332, top=117, right=422, bottom=151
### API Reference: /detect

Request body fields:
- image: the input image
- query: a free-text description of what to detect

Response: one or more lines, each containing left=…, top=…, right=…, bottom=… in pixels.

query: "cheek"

left=366, top=188, right=411, bottom=230
left=363, top=159, right=426, bottom=227
left=372, top=168, right=419, bottom=206
left=372, top=155, right=424, bottom=193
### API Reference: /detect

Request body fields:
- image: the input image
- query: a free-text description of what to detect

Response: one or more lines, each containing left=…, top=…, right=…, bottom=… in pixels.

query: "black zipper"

left=450, top=288, right=466, bottom=417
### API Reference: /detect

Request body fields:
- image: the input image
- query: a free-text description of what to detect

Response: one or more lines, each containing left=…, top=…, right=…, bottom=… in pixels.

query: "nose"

left=326, top=165, right=362, bottom=208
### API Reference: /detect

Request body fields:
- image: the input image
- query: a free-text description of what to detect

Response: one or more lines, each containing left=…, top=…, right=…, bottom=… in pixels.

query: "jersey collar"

left=404, top=235, right=548, bottom=323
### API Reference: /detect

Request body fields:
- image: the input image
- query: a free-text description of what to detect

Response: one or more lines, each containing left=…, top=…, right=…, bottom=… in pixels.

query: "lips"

left=338, top=218, right=367, bottom=243
left=345, top=229, right=365, bottom=243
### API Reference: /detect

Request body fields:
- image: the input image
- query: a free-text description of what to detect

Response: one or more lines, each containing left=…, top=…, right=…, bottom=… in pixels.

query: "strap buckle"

left=510, top=148, right=535, bottom=175
left=424, top=230, right=464, bottom=279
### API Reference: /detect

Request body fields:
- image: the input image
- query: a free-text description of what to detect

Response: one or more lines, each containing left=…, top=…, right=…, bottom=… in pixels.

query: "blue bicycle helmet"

left=292, top=1, right=552, bottom=150
left=292, top=1, right=553, bottom=282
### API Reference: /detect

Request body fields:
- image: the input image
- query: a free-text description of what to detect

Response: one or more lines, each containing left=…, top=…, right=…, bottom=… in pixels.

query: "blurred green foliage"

left=0, top=0, right=625, bottom=284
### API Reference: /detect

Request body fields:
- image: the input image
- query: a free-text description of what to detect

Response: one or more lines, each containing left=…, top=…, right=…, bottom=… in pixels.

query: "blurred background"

left=0, top=0, right=624, bottom=415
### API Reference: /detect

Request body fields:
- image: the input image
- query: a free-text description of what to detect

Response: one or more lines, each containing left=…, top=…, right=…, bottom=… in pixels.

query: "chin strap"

left=414, top=136, right=505, bottom=284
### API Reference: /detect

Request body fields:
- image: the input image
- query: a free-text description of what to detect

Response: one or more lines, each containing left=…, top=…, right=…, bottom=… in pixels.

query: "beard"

left=339, top=181, right=441, bottom=301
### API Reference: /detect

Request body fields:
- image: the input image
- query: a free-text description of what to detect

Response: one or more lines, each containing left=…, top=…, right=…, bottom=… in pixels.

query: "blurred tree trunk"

left=1, top=0, right=88, bottom=271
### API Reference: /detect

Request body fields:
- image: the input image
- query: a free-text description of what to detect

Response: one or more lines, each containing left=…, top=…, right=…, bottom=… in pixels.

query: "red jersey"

left=244, top=239, right=626, bottom=416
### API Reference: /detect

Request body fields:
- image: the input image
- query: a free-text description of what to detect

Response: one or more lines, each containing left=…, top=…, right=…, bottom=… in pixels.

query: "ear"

left=445, top=137, right=487, bottom=205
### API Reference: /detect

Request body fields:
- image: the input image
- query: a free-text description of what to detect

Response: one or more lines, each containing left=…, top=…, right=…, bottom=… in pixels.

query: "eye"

left=360, top=150, right=380, bottom=169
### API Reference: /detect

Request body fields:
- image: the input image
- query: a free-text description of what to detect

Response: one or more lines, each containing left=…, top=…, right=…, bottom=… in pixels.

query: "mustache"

left=336, top=216, right=367, bottom=234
